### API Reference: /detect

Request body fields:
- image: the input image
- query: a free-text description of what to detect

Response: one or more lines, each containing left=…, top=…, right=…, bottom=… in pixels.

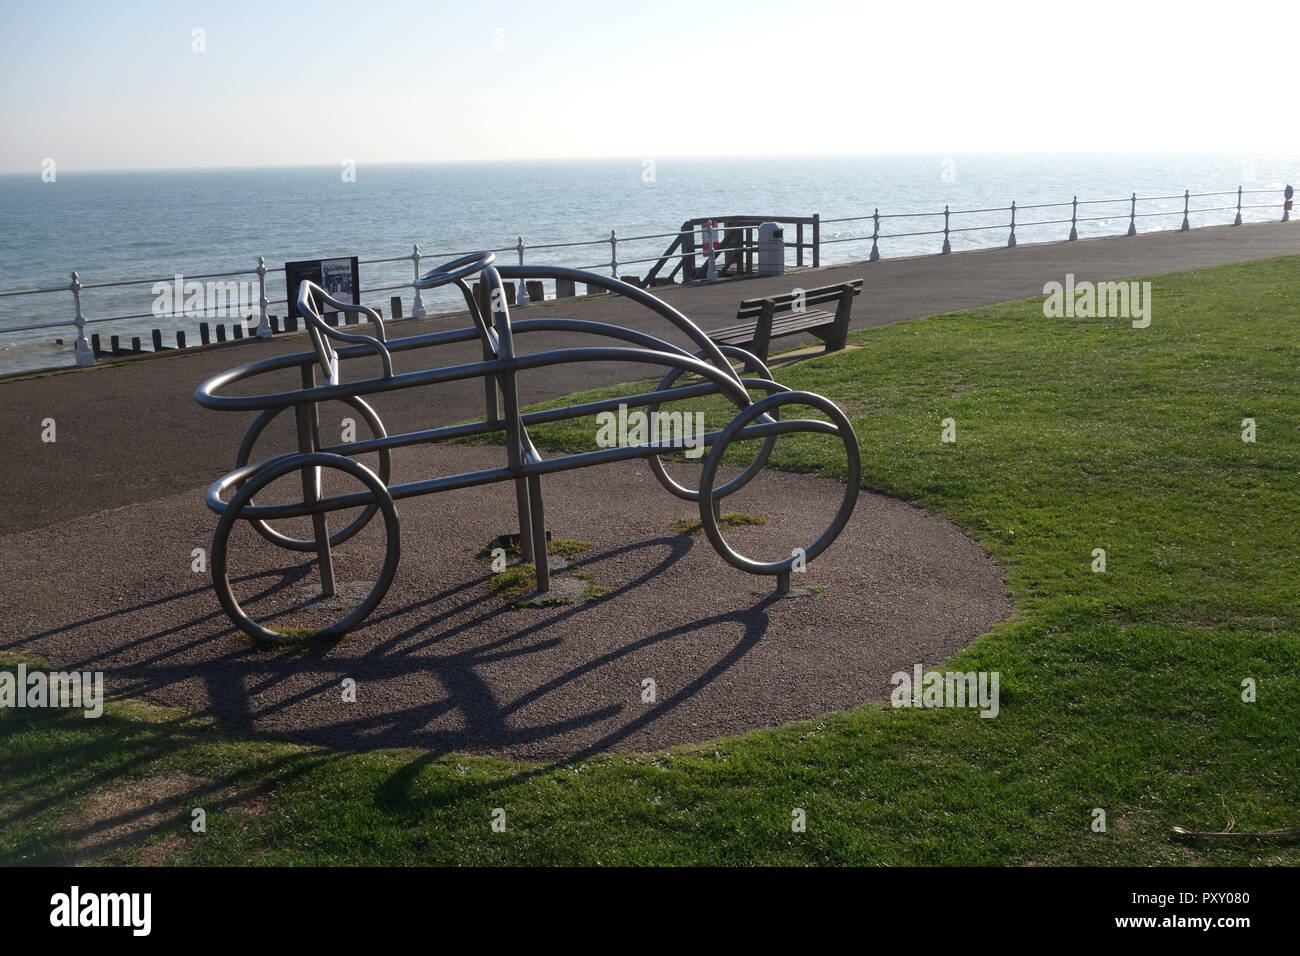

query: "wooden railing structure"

left=642, top=215, right=820, bottom=286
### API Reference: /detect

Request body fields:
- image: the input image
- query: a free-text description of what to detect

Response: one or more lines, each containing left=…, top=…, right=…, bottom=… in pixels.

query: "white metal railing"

left=817, top=186, right=1290, bottom=259
left=0, top=258, right=272, bottom=366
left=0, top=183, right=1291, bottom=372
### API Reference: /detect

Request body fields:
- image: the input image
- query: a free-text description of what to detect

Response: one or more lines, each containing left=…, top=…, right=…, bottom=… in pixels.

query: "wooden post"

left=216, top=325, right=226, bottom=343
left=131, top=337, right=142, bottom=353
left=91, top=333, right=102, bottom=355
left=796, top=222, right=804, bottom=266
left=286, top=316, right=298, bottom=332
left=110, top=334, right=121, bottom=354
left=526, top=280, right=544, bottom=303
left=480, top=282, right=515, bottom=307
left=233, top=324, right=244, bottom=339
left=270, top=315, right=280, bottom=334
left=556, top=277, right=575, bottom=298
left=754, top=299, right=776, bottom=363
left=830, top=284, right=855, bottom=352
left=151, top=329, right=163, bottom=351
left=812, top=214, right=820, bottom=267
left=176, top=330, right=186, bottom=348
left=390, top=295, right=403, bottom=319
left=200, top=322, right=211, bottom=345
left=683, top=220, right=697, bottom=280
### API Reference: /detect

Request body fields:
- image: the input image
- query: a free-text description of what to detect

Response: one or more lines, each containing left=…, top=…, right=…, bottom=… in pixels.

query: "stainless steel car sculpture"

left=196, top=252, right=861, bottom=643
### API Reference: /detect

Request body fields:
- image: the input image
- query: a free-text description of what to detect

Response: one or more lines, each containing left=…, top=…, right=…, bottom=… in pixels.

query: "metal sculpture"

left=196, top=253, right=861, bottom=643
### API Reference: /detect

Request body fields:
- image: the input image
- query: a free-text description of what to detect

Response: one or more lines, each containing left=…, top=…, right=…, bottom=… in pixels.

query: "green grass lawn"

left=3, top=256, right=1297, bottom=865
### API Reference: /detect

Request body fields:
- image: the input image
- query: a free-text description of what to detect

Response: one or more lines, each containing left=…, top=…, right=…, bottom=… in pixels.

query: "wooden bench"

left=708, top=279, right=862, bottom=363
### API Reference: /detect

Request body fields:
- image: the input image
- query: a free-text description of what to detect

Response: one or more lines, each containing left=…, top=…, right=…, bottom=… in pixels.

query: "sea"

left=0, top=151, right=1295, bottom=374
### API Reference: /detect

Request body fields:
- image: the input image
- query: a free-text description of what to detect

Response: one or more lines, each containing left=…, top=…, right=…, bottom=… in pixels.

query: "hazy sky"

left=1, top=0, right=1295, bottom=174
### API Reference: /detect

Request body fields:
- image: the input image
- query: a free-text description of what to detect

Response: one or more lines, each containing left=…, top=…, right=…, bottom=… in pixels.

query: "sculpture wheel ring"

left=647, top=345, right=784, bottom=503
left=234, top=395, right=391, bottom=553
left=212, top=452, right=401, bottom=644
left=697, top=390, right=861, bottom=576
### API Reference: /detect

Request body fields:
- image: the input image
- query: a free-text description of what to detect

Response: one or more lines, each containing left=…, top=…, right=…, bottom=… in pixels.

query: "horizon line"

left=2, top=146, right=1291, bottom=178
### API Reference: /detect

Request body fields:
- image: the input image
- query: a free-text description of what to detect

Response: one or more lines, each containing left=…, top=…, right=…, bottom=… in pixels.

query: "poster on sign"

left=321, top=258, right=357, bottom=303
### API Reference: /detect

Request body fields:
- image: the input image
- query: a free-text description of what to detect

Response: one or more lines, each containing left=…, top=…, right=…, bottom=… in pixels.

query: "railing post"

left=1127, top=192, right=1137, bottom=236
left=796, top=221, right=804, bottom=266
left=609, top=229, right=618, bottom=279
left=703, top=221, right=717, bottom=281
left=411, top=244, right=427, bottom=318
left=256, top=256, right=271, bottom=339
left=1007, top=201, right=1017, bottom=248
left=71, top=271, right=93, bottom=367
left=941, top=205, right=951, bottom=254
left=1233, top=187, right=1243, bottom=226
left=1180, top=189, right=1190, bottom=231
left=515, top=236, right=529, bottom=306
left=1069, top=196, right=1078, bottom=241
left=1283, top=184, right=1293, bottom=222
left=869, top=208, right=880, bottom=261
left=812, top=213, right=820, bottom=267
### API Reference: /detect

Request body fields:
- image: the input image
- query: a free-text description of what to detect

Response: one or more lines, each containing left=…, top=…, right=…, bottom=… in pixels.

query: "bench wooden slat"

left=737, top=279, right=862, bottom=316
left=737, top=277, right=862, bottom=303
left=710, top=310, right=835, bottom=339
left=737, top=293, right=860, bottom=319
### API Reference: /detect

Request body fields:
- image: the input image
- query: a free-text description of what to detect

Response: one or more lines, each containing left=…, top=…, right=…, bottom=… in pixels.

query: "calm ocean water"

left=0, top=152, right=1295, bottom=373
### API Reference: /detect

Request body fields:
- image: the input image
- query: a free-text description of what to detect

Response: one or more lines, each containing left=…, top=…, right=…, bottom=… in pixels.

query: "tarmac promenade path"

left=3, top=220, right=1294, bottom=537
